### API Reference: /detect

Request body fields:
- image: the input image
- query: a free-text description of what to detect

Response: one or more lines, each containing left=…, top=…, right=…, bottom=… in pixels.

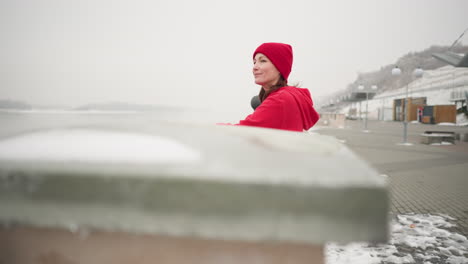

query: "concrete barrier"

left=420, top=131, right=456, bottom=144
left=0, top=119, right=388, bottom=264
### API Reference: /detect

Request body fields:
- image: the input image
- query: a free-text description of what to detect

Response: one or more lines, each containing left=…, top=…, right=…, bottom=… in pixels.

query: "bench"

left=420, top=131, right=456, bottom=144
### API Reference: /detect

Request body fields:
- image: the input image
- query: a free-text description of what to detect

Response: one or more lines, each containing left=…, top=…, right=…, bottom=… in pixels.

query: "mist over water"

left=1, top=0, right=467, bottom=113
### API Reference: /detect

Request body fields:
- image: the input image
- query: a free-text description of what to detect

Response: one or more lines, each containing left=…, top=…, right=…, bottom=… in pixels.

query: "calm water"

left=0, top=109, right=242, bottom=138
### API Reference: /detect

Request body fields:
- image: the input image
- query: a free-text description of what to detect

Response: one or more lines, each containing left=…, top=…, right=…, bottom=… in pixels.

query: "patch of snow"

left=447, top=256, right=468, bottom=264
left=397, top=142, right=414, bottom=146
left=430, top=141, right=454, bottom=145
left=0, top=129, right=201, bottom=164
left=379, top=174, right=389, bottom=184
left=326, top=243, right=383, bottom=264
left=437, top=122, right=456, bottom=126
left=326, top=214, right=468, bottom=264
left=452, top=233, right=468, bottom=242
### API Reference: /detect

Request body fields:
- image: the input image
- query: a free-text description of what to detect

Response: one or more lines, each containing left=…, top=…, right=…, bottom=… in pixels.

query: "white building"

left=342, top=66, right=468, bottom=123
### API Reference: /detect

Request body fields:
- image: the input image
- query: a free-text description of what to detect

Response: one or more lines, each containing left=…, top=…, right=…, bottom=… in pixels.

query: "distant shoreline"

left=0, top=109, right=141, bottom=114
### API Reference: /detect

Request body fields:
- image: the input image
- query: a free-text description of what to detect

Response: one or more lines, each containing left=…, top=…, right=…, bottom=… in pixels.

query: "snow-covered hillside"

left=334, top=66, right=468, bottom=124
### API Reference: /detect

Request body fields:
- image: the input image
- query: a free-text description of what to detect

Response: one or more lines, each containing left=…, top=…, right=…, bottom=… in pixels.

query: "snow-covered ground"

left=326, top=214, right=468, bottom=264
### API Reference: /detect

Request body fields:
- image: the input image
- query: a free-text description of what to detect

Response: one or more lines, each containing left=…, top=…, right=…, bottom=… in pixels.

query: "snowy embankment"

left=326, top=214, right=468, bottom=264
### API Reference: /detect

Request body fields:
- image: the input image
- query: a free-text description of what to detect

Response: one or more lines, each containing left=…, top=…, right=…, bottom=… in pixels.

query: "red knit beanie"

left=253, top=42, right=293, bottom=81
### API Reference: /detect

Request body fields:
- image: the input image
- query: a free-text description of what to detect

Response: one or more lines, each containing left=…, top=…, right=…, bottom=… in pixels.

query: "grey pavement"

left=314, top=120, right=468, bottom=236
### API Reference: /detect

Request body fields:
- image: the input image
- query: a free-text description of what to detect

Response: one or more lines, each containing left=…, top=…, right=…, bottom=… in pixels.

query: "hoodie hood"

left=279, top=86, right=319, bottom=130
left=236, top=86, right=319, bottom=132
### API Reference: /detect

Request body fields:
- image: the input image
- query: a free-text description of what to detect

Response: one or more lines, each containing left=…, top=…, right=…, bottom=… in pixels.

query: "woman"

left=237, top=42, right=319, bottom=132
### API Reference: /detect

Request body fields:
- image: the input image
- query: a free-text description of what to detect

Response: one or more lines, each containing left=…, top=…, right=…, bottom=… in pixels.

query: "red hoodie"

left=238, top=86, right=319, bottom=132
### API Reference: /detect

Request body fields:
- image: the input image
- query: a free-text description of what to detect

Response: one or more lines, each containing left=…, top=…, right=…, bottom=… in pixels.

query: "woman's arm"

left=238, top=95, right=284, bottom=129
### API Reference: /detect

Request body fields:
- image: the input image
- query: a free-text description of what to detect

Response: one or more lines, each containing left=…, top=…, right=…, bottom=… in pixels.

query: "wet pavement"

left=314, top=120, right=468, bottom=236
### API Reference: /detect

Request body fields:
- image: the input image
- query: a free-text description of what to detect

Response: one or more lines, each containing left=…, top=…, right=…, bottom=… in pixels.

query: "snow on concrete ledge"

left=0, top=121, right=388, bottom=245
left=0, top=129, right=201, bottom=164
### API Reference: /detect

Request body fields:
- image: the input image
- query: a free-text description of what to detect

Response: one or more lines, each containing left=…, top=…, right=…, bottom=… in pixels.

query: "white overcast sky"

left=1, top=0, right=468, bottom=115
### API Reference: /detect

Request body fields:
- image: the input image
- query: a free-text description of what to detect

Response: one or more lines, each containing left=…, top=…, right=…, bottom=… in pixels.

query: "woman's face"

left=253, top=53, right=281, bottom=90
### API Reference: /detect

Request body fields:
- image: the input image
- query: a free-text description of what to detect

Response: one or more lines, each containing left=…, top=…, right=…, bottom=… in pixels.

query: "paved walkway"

left=314, top=120, right=468, bottom=236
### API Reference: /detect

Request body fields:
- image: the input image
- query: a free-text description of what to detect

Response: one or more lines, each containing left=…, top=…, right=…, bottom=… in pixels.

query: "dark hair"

left=258, top=75, right=289, bottom=102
